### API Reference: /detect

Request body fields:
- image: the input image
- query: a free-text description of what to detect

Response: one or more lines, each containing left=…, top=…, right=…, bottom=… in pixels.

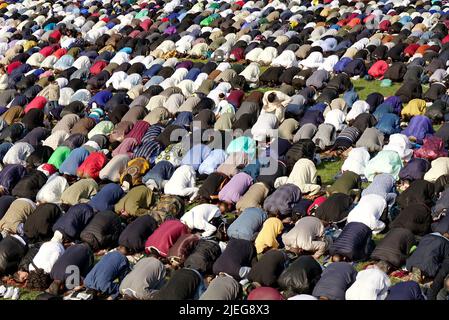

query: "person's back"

left=345, top=268, right=390, bottom=300
left=406, top=233, right=449, bottom=278
left=119, top=257, right=166, bottom=300
left=227, top=207, right=267, bottom=241
left=312, top=262, right=357, bottom=300
left=152, top=268, right=202, bottom=300
left=329, top=222, right=373, bottom=262
left=247, top=249, right=288, bottom=287
left=282, top=216, right=324, bottom=254
left=212, top=238, right=256, bottom=279
left=50, top=243, right=93, bottom=286
left=371, top=228, right=416, bottom=268
left=118, top=215, right=158, bottom=254
left=84, top=251, right=129, bottom=298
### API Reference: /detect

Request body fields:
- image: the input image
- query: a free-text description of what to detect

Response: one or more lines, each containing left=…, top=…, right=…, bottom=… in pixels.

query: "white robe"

left=29, top=240, right=65, bottom=274
left=251, top=113, right=278, bottom=142
left=424, top=157, right=449, bottom=182
left=346, top=100, right=370, bottom=123
left=180, top=204, right=221, bottom=237
left=382, top=133, right=413, bottom=161
left=240, top=62, right=261, bottom=83
left=346, top=194, right=387, bottom=234
left=275, top=158, right=321, bottom=194
left=345, top=268, right=391, bottom=300
left=2, top=142, right=34, bottom=166
left=341, top=147, right=371, bottom=176
left=164, top=165, right=198, bottom=200
left=324, top=109, right=347, bottom=131
left=36, top=174, right=69, bottom=204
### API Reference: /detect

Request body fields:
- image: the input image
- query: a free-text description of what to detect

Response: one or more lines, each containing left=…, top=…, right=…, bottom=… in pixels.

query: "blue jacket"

left=227, top=207, right=267, bottom=241
left=312, top=262, right=357, bottom=300
left=90, top=90, right=112, bottom=108
left=142, top=160, right=175, bottom=188
left=198, top=149, right=227, bottom=175
left=50, top=243, right=93, bottom=282
left=329, top=222, right=373, bottom=261
left=59, top=147, right=90, bottom=176
left=406, top=233, right=449, bottom=277
left=185, top=68, right=201, bottom=81
left=84, top=251, right=129, bottom=298
left=398, top=158, right=430, bottom=182
left=263, top=184, right=301, bottom=216
left=52, top=204, right=95, bottom=240
left=373, top=103, right=394, bottom=120
left=376, top=113, right=400, bottom=135
left=88, top=183, right=124, bottom=212
left=386, top=281, right=425, bottom=300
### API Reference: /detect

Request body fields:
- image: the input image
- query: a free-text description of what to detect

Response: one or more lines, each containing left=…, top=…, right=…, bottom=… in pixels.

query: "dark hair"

left=267, top=92, right=277, bottom=103
left=27, top=268, right=52, bottom=291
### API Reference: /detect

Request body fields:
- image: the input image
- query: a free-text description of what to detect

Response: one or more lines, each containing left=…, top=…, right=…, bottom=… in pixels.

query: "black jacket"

left=0, top=235, right=27, bottom=275
left=371, top=228, right=416, bottom=268
left=118, top=215, right=157, bottom=254
left=247, top=249, right=288, bottom=287
left=24, top=203, right=62, bottom=244
left=184, top=239, right=222, bottom=274
left=80, top=210, right=123, bottom=252
left=278, top=255, right=322, bottom=296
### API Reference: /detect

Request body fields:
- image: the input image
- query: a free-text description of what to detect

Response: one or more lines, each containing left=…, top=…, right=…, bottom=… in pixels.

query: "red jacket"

left=24, top=96, right=47, bottom=114
left=39, top=46, right=55, bottom=57
left=379, top=20, right=391, bottom=32
left=49, top=30, right=62, bottom=42
left=227, top=89, right=245, bottom=108
left=77, top=152, right=108, bottom=180
left=368, top=60, right=389, bottom=80
left=145, top=220, right=189, bottom=257
left=140, top=19, right=153, bottom=31
left=53, top=48, right=67, bottom=59
left=307, top=196, right=327, bottom=215
left=404, top=43, right=419, bottom=57
left=230, top=47, right=245, bottom=61
left=90, top=60, right=108, bottom=76
left=6, top=61, right=22, bottom=75
left=125, top=120, right=150, bottom=144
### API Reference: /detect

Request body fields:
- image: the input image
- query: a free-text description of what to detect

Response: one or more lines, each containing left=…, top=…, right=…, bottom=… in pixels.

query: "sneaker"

left=3, top=287, right=14, bottom=299
left=0, top=285, right=6, bottom=297
left=11, top=288, right=20, bottom=300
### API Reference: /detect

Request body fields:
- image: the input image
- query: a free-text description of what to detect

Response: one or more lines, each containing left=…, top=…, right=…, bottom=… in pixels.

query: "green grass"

left=316, top=159, right=344, bottom=186
left=351, top=79, right=402, bottom=100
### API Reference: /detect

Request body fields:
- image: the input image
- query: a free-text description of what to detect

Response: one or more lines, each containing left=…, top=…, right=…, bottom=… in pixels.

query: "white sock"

left=11, top=288, right=19, bottom=300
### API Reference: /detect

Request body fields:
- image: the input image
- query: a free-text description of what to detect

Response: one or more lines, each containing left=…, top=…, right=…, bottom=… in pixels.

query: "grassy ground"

left=352, top=78, right=402, bottom=100
left=316, top=159, right=344, bottom=186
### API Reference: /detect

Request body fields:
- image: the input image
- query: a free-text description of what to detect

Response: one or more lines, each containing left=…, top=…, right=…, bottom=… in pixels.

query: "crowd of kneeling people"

left=1, top=0, right=449, bottom=301
left=0, top=124, right=449, bottom=300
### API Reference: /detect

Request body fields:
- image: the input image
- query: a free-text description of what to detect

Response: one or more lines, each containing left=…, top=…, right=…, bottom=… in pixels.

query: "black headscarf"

left=247, top=249, right=288, bottom=287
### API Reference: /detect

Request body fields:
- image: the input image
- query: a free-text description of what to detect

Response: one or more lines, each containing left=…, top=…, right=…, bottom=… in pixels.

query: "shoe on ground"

left=0, top=285, right=6, bottom=297
left=3, top=287, right=14, bottom=299
left=11, top=288, right=20, bottom=300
